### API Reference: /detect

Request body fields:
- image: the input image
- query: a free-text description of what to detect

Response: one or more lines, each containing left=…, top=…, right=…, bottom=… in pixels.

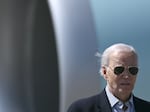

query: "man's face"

left=104, top=51, right=138, bottom=97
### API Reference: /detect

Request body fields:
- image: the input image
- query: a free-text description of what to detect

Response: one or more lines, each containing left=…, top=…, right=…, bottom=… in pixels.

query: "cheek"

left=105, top=70, right=113, bottom=80
left=131, top=77, right=137, bottom=84
left=108, top=77, right=119, bottom=91
left=108, top=74, right=118, bottom=85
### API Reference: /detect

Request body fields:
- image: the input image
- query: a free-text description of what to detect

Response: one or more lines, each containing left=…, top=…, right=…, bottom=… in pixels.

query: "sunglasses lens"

left=129, top=67, right=138, bottom=75
left=114, top=67, right=124, bottom=75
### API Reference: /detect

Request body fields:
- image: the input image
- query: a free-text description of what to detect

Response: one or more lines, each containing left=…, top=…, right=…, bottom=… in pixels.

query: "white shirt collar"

left=105, top=85, right=119, bottom=107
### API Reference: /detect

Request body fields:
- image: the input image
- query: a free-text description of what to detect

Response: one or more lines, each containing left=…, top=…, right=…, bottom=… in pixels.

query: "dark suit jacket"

left=67, top=89, right=150, bottom=112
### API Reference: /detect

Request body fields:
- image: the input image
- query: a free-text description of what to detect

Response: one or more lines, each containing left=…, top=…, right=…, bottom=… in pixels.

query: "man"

left=67, top=43, right=150, bottom=112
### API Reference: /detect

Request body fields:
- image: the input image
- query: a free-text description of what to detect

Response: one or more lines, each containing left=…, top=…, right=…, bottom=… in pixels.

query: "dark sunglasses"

left=110, top=66, right=138, bottom=75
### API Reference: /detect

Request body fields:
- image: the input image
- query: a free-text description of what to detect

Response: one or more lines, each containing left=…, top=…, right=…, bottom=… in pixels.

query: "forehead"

left=109, top=51, right=138, bottom=66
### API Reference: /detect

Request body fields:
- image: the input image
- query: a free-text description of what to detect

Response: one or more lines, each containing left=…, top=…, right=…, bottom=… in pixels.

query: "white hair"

left=100, top=43, right=137, bottom=67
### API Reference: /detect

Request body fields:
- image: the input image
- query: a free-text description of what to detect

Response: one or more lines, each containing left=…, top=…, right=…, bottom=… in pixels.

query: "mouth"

left=120, top=82, right=130, bottom=86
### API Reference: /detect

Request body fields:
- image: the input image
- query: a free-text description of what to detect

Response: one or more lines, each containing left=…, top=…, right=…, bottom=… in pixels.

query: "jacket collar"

left=96, top=90, right=148, bottom=112
left=96, top=89, right=112, bottom=112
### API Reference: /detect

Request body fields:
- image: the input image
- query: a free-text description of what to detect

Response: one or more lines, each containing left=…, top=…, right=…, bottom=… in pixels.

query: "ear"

left=101, top=66, right=108, bottom=80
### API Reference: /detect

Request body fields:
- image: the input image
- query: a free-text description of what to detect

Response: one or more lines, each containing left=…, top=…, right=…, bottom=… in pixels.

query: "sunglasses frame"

left=108, top=66, right=139, bottom=75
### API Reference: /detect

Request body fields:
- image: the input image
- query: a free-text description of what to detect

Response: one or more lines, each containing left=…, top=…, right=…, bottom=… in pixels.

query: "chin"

left=118, top=88, right=131, bottom=93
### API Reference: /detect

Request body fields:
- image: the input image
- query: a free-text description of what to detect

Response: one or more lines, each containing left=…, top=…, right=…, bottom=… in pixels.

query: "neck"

left=107, top=85, right=132, bottom=103
left=116, top=93, right=131, bottom=103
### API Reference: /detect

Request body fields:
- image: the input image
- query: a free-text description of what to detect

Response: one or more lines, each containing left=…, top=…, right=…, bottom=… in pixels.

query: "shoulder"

left=133, top=96, right=150, bottom=110
left=134, top=96, right=150, bottom=104
left=67, top=94, right=101, bottom=112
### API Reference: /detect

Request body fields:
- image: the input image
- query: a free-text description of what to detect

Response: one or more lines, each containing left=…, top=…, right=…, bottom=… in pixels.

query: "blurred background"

left=0, top=0, right=150, bottom=112
left=0, top=0, right=59, bottom=112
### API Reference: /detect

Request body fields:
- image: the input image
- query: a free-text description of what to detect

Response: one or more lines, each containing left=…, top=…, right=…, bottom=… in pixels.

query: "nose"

left=123, top=74, right=129, bottom=79
left=122, top=69, right=130, bottom=78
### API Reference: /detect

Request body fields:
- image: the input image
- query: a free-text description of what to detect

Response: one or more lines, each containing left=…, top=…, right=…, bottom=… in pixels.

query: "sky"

left=90, top=0, right=150, bottom=101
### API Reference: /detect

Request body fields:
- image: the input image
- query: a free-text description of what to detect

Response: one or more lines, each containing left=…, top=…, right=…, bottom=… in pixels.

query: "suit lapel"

left=133, top=96, right=142, bottom=112
left=96, top=89, right=112, bottom=112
